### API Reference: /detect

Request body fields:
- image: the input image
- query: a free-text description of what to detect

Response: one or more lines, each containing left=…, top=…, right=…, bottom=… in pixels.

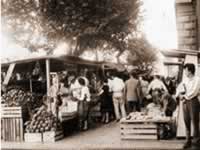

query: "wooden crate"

left=43, top=131, right=64, bottom=142
left=24, top=133, right=43, bottom=142
left=1, top=107, right=24, bottom=141
left=120, top=119, right=158, bottom=140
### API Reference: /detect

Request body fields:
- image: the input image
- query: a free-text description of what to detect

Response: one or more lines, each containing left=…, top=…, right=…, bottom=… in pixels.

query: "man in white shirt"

left=110, top=72, right=126, bottom=121
left=178, top=63, right=200, bottom=149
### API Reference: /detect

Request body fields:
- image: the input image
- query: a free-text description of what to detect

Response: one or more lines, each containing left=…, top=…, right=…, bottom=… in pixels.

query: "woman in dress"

left=100, top=79, right=113, bottom=123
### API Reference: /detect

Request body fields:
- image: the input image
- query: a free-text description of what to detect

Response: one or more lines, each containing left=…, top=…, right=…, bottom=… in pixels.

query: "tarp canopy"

left=1, top=55, right=103, bottom=73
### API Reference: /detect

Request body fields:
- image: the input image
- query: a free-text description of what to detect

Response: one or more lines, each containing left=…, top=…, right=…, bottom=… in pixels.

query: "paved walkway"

left=1, top=122, right=199, bottom=150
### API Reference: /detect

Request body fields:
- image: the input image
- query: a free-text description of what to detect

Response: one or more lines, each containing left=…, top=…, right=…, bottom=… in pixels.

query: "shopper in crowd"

left=138, top=75, right=149, bottom=108
left=77, top=78, right=91, bottom=131
left=69, top=73, right=81, bottom=99
left=58, top=75, right=71, bottom=115
left=147, top=75, right=168, bottom=105
left=124, top=71, right=139, bottom=113
left=160, top=93, right=177, bottom=117
left=109, top=72, right=126, bottom=121
left=78, top=69, right=89, bottom=86
left=99, top=79, right=113, bottom=123
left=90, top=72, right=98, bottom=93
left=106, top=71, right=115, bottom=120
left=177, top=63, right=200, bottom=149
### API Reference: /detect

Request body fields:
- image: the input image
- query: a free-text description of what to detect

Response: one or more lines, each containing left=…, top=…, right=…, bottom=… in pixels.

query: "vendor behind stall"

left=147, top=75, right=168, bottom=105
left=160, top=93, right=177, bottom=117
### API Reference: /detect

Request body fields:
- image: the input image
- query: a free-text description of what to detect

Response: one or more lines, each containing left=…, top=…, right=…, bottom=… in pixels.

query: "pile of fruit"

left=1, top=88, right=33, bottom=107
left=128, top=112, right=152, bottom=120
left=1, top=88, right=43, bottom=113
left=127, top=111, right=166, bottom=121
left=25, top=105, right=62, bottom=133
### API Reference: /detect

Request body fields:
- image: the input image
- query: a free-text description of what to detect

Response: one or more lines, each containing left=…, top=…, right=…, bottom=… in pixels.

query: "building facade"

left=176, top=0, right=200, bottom=51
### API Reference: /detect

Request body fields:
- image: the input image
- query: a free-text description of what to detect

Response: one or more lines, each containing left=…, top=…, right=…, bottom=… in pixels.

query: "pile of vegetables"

left=25, top=105, right=62, bottom=133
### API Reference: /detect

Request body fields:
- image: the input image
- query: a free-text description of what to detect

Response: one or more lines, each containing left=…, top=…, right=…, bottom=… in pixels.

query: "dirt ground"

left=1, top=121, right=199, bottom=150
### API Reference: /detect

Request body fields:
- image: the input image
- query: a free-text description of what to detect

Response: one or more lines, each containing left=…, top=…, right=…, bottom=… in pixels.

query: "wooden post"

left=46, top=59, right=50, bottom=96
left=29, top=79, right=33, bottom=93
left=3, top=63, right=15, bottom=85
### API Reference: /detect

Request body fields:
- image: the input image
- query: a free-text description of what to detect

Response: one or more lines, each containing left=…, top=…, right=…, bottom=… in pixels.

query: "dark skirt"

left=100, top=93, right=113, bottom=113
left=78, top=101, right=89, bottom=121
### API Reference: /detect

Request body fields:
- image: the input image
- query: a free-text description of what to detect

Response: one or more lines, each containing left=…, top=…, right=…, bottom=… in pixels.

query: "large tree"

left=126, top=36, right=157, bottom=75
left=2, top=0, right=141, bottom=56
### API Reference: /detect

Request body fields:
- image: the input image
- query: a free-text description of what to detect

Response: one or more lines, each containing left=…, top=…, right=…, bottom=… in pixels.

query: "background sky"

left=1, top=0, right=178, bottom=60
left=141, top=0, right=178, bottom=49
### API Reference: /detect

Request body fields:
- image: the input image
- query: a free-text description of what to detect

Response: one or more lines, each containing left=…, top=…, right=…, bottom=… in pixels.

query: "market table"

left=120, top=117, right=173, bottom=140
left=60, top=111, right=78, bottom=122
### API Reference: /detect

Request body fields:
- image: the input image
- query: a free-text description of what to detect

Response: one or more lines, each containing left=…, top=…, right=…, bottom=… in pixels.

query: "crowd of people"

left=99, top=71, right=177, bottom=122
left=47, top=68, right=179, bottom=132
left=2, top=62, right=200, bottom=148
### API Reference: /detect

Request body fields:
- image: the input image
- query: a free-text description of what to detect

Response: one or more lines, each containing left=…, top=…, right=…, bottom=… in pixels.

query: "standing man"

left=178, top=63, right=200, bottom=149
left=110, top=72, right=126, bottom=121
left=124, top=72, right=139, bottom=113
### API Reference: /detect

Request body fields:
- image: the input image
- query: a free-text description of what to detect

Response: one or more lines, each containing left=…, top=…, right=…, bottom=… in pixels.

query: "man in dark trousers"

left=179, top=63, right=200, bottom=149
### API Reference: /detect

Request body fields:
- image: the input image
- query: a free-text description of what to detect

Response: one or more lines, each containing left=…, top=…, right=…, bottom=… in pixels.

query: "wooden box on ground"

left=24, top=133, right=43, bottom=142
left=1, top=107, right=24, bottom=141
left=120, top=119, right=158, bottom=140
left=43, top=131, right=64, bottom=142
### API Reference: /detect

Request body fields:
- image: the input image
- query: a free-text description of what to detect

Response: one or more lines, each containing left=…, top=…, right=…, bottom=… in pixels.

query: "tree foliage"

left=1, top=0, right=141, bottom=55
left=126, top=36, right=157, bottom=75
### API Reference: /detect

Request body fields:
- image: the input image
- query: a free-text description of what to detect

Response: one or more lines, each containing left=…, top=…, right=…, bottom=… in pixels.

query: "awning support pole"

left=46, top=59, right=50, bottom=96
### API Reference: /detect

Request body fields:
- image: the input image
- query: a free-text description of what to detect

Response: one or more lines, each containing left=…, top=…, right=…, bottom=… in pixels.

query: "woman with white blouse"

left=77, top=78, right=91, bottom=131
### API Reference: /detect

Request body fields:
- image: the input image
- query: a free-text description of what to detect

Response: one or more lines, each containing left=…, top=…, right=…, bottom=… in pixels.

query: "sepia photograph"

left=1, top=0, right=200, bottom=149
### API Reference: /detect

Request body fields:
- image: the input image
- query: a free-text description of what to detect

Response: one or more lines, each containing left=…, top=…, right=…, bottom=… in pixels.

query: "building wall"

left=175, top=0, right=199, bottom=50
left=197, top=0, right=200, bottom=50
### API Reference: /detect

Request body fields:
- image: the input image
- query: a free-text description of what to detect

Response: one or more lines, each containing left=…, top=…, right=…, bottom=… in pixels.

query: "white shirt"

left=110, top=77, right=125, bottom=97
left=107, top=78, right=113, bottom=92
left=78, top=86, right=91, bottom=102
left=70, top=80, right=81, bottom=99
left=147, top=78, right=168, bottom=93
left=183, top=76, right=200, bottom=100
left=48, top=85, right=58, bottom=97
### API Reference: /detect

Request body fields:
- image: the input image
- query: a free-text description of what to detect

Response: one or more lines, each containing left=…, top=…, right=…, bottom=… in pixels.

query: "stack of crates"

left=120, top=118, right=158, bottom=140
left=1, top=107, right=24, bottom=141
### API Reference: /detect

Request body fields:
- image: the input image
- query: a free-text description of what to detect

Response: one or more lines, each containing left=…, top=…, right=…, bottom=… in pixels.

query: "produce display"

left=1, top=87, right=43, bottom=112
left=127, top=112, right=166, bottom=121
left=25, top=105, right=62, bottom=133
left=1, top=88, right=43, bottom=108
left=2, top=88, right=32, bottom=107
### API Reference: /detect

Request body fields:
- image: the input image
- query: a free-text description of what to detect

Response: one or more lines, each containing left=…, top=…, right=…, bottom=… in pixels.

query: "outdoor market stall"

left=1, top=55, right=104, bottom=142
